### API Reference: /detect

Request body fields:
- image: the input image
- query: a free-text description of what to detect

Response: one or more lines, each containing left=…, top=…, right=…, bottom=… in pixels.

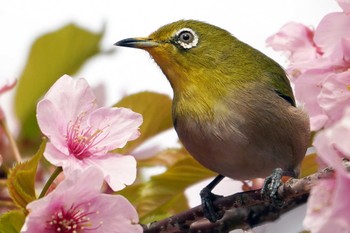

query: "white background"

left=1, top=0, right=341, bottom=232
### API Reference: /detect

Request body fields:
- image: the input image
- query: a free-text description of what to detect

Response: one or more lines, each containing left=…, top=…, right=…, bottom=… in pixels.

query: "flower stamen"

left=46, top=203, right=102, bottom=232
left=65, top=114, right=110, bottom=160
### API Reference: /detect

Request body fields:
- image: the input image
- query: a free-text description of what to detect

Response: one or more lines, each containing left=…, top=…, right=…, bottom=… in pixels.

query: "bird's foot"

left=200, top=187, right=223, bottom=222
left=261, top=168, right=285, bottom=207
left=261, top=168, right=283, bottom=197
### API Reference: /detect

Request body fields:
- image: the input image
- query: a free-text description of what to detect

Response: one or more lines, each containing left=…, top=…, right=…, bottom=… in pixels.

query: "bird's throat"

left=147, top=46, right=228, bottom=120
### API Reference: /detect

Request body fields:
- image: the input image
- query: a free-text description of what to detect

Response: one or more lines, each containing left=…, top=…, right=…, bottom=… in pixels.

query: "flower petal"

left=304, top=174, right=350, bottom=233
left=91, top=194, right=142, bottom=233
left=57, top=166, right=104, bottom=194
left=88, top=154, right=137, bottom=191
left=87, top=107, right=143, bottom=151
left=303, top=178, right=335, bottom=233
left=43, top=143, right=69, bottom=167
left=42, top=75, right=97, bottom=122
left=37, top=99, right=68, bottom=152
left=294, top=69, right=329, bottom=130
left=337, top=0, right=350, bottom=13
left=314, top=12, right=350, bottom=60
left=318, top=71, right=350, bottom=127
left=44, top=143, right=91, bottom=174
left=266, top=22, right=320, bottom=63
left=313, top=107, right=350, bottom=177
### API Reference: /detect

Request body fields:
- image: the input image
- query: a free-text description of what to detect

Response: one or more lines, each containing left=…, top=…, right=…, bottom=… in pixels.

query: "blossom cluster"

left=267, top=1, right=350, bottom=232
left=22, top=75, right=143, bottom=233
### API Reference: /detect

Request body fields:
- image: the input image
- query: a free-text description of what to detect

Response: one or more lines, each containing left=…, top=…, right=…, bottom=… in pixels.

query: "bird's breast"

left=173, top=101, right=256, bottom=179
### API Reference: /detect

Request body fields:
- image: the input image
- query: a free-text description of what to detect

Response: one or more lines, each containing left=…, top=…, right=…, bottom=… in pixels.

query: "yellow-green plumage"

left=116, top=20, right=310, bottom=181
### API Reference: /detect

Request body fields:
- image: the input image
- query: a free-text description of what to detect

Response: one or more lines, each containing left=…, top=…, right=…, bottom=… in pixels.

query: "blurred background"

left=0, top=0, right=340, bottom=232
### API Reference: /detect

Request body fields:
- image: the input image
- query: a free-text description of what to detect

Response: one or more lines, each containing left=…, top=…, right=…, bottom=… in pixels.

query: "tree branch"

left=142, top=163, right=344, bottom=233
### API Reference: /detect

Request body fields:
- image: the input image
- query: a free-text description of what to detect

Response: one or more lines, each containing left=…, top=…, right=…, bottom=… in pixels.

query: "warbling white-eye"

left=115, top=20, right=310, bottom=222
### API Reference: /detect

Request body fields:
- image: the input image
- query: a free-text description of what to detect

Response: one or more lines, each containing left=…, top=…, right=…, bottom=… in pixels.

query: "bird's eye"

left=174, top=28, right=199, bottom=49
left=179, top=31, right=194, bottom=43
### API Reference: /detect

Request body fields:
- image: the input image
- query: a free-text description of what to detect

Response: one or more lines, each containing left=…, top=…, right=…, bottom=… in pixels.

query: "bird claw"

left=261, top=168, right=287, bottom=208
left=261, top=168, right=283, bottom=198
left=200, top=187, right=223, bottom=222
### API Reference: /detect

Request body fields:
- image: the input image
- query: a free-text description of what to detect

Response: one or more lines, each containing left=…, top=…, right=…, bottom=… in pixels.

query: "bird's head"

left=115, top=20, right=241, bottom=92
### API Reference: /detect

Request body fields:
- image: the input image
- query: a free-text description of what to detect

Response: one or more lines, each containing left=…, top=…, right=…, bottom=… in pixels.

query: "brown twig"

left=0, top=119, right=22, bottom=163
left=142, top=164, right=343, bottom=233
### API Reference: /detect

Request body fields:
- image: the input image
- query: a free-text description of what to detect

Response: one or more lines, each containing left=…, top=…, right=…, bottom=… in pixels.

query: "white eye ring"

left=175, top=28, right=199, bottom=49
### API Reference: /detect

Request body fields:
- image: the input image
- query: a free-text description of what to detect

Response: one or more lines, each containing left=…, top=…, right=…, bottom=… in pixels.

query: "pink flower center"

left=47, top=203, right=102, bottom=232
left=66, top=114, right=108, bottom=160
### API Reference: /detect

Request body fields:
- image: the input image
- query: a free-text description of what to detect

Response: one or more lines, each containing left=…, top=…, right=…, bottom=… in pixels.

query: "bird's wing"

left=268, top=71, right=296, bottom=107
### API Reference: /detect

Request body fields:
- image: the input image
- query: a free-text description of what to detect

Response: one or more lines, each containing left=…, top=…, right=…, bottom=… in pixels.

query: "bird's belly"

left=177, top=123, right=262, bottom=180
left=176, top=124, right=272, bottom=180
left=174, top=107, right=307, bottom=180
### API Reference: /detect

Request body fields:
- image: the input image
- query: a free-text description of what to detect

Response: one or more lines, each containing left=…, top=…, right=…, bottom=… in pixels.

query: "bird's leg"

left=261, top=168, right=295, bottom=206
left=200, top=174, right=225, bottom=222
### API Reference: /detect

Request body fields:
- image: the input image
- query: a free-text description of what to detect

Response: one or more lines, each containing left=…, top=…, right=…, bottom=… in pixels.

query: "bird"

left=114, top=19, right=310, bottom=222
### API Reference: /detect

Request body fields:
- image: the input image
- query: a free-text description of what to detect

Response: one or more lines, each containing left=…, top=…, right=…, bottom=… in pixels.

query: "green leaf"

left=113, top=91, right=173, bottom=154
left=15, top=23, right=104, bottom=140
left=119, top=148, right=215, bottom=223
left=0, top=210, right=26, bottom=233
left=137, top=148, right=189, bottom=168
left=7, top=139, right=46, bottom=208
left=141, top=193, right=189, bottom=224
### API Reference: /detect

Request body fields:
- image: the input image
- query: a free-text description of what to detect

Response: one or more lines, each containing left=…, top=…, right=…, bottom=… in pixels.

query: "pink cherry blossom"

left=266, top=22, right=322, bottom=65
left=293, top=69, right=329, bottom=131
left=303, top=174, right=350, bottom=233
left=36, top=75, right=143, bottom=191
left=313, top=107, right=350, bottom=176
left=267, top=1, right=350, bottom=131
left=314, top=11, right=350, bottom=65
left=293, top=69, right=350, bottom=131
left=303, top=107, right=350, bottom=233
left=21, top=167, right=143, bottom=233
left=318, top=71, right=350, bottom=128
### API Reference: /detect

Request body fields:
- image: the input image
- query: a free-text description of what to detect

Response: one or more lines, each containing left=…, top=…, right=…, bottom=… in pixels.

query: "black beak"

left=114, top=37, right=159, bottom=49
